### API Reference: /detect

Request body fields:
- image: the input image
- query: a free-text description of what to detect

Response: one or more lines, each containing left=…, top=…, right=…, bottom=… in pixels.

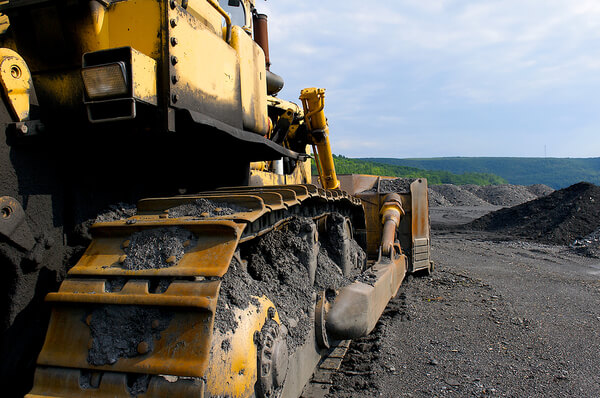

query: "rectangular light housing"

left=81, top=62, right=128, bottom=100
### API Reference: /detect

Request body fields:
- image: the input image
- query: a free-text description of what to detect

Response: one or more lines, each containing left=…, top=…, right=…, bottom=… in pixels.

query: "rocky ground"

left=328, top=182, right=600, bottom=397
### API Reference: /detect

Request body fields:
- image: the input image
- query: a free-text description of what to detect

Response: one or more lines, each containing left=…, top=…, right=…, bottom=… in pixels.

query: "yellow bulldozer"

left=0, top=1, right=432, bottom=397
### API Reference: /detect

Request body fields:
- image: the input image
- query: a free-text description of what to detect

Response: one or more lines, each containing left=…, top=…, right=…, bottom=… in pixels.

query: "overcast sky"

left=255, top=1, right=600, bottom=158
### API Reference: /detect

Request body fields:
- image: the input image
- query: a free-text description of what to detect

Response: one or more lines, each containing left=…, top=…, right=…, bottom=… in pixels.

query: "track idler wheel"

left=255, top=311, right=289, bottom=398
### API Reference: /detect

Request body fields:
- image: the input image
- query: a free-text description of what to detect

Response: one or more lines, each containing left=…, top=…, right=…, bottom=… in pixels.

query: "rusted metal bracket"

left=0, top=196, right=36, bottom=251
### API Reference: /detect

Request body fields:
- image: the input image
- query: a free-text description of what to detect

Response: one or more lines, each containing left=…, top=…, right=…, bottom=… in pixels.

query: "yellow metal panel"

left=0, top=48, right=32, bottom=121
left=169, top=4, right=242, bottom=126
left=67, top=221, right=244, bottom=277
left=206, top=296, right=279, bottom=398
left=130, top=48, right=157, bottom=105
left=186, top=0, right=224, bottom=36
left=75, top=0, right=162, bottom=58
left=230, top=25, right=268, bottom=134
left=106, top=0, right=161, bottom=58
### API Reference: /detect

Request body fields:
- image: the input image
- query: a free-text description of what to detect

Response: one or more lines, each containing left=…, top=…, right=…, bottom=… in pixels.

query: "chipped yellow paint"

left=130, top=48, right=157, bottom=105
left=205, top=296, right=280, bottom=398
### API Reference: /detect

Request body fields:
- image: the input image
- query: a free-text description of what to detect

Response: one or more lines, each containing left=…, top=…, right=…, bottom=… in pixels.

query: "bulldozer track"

left=300, top=339, right=351, bottom=398
left=27, top=184, right=365, bottom=398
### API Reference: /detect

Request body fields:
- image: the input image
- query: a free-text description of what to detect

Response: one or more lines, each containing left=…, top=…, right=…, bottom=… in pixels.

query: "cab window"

left=218, top=0, right=246, bottom=27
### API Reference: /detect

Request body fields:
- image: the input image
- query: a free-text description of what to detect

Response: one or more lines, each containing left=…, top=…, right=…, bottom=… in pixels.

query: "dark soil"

left=122, top=227, right=197, bottom=270
left=329, top=196, right=600, bottom=397
left=467, top=182, right=600, bottom=245
left=87, top=305, right=173, bottom=366
left=168, top=198, right=248, bottom=218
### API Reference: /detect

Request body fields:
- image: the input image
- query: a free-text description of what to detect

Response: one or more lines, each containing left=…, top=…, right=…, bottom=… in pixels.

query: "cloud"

left=256, top=0, right=600, bottom=157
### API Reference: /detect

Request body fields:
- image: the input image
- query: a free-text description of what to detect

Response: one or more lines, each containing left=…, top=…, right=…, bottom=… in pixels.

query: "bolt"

left=171, top=75, right=179, bottom=84
left=122, top=240, right=130, bottom=249
left=171, top=56, right=178, bottom=65
left=1, top=206, right=11, bottom=219
left=18, top=124, right=28, bottom=134
left=170, top=0, right=176, bottom=9
left=200, top=212, right=209, bottom=217
left=137, top=341, right=150, bottom=355
left=10, top=65, right=21, bottom=79
left=119, top=254, right=127, bottom=263
left=181, top=0, right=188, bottom=8
left=166, top=255, right=177, bottom=264
left=171, top=37, right=178, bottom=46
left=85, top=314, right=93, bottom=326
left=172, top=94, right=179, bottom=103
left=170, top=18, right=177, bottom=28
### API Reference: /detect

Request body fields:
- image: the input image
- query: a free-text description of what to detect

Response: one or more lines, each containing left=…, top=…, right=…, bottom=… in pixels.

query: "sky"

left=254, top=0, right=600, bottom=158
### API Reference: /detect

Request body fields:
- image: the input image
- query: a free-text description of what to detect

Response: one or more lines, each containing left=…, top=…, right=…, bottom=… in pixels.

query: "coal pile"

left=467, top=182, right=600, bottom=245
left=461, top=184, right=538, bottom=206
left=429, top=184, right=554, bottom=207
left=430, top=185, right=489, bottom=206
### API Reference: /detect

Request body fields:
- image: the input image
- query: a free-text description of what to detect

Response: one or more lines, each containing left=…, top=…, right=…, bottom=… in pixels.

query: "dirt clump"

left=570, top=226, right=600, bottom=258
left=95, top=203, right=137, bottom=222
left=467, top=182, right=600, bottom=245
left=87, top=305, right=173, bottom=366
left=168, top=198, right=248, bottom=218
left=122, top=227, right=197, bottom=270
left=214, top=215, right=362, bottom=351
left=372, top=178, right=416, bottom=193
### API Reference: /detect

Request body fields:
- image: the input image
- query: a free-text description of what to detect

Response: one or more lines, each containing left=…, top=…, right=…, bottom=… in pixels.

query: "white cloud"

left=257, top=0, right=600, bottom=157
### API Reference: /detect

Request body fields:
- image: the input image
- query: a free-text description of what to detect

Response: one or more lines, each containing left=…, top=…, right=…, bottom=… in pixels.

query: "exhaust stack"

left=253, top=13, right=284, bottom=95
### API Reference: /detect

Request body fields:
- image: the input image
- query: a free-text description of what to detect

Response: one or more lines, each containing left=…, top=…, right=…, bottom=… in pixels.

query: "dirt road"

left=329, top=206, right=600, bottom=397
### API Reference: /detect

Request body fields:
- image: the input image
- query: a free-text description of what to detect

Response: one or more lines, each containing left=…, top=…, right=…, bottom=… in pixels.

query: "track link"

left=26, top=184, right=365, bottom=398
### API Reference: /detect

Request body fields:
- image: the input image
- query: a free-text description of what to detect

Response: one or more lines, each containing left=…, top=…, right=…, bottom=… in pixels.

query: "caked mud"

left=122, top=227, right=197, bottom=270
left=168, top=198, right=249, bottom=218
left=214, top=215, right=365, bottom=351
left=87, top=306, right=173, bottom=366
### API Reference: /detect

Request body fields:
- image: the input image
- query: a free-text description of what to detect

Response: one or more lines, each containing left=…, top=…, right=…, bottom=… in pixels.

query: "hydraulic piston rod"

left=300, top=88, right=340, bottom=190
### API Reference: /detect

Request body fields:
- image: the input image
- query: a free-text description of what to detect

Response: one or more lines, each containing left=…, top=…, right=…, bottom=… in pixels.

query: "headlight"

left=81, top=62, right=128, bottom=100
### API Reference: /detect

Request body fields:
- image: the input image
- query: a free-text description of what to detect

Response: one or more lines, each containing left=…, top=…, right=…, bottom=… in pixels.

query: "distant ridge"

left=361, top=157, right=600, bottom=189
left=314, top=156, right=507, bottom=185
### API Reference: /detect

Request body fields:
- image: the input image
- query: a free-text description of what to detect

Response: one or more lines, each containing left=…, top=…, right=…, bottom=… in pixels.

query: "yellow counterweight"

left=299, top=87, right=340, bottom=190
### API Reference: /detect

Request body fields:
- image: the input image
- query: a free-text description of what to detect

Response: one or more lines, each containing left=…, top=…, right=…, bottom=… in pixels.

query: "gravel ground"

left=329, top=190, right=600, bottom=397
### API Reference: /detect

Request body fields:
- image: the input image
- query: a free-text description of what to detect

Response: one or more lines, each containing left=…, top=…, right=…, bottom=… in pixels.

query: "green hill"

left=360, top=157, right=600, bottom=189
left=312, top=156, right=507, bottom=185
